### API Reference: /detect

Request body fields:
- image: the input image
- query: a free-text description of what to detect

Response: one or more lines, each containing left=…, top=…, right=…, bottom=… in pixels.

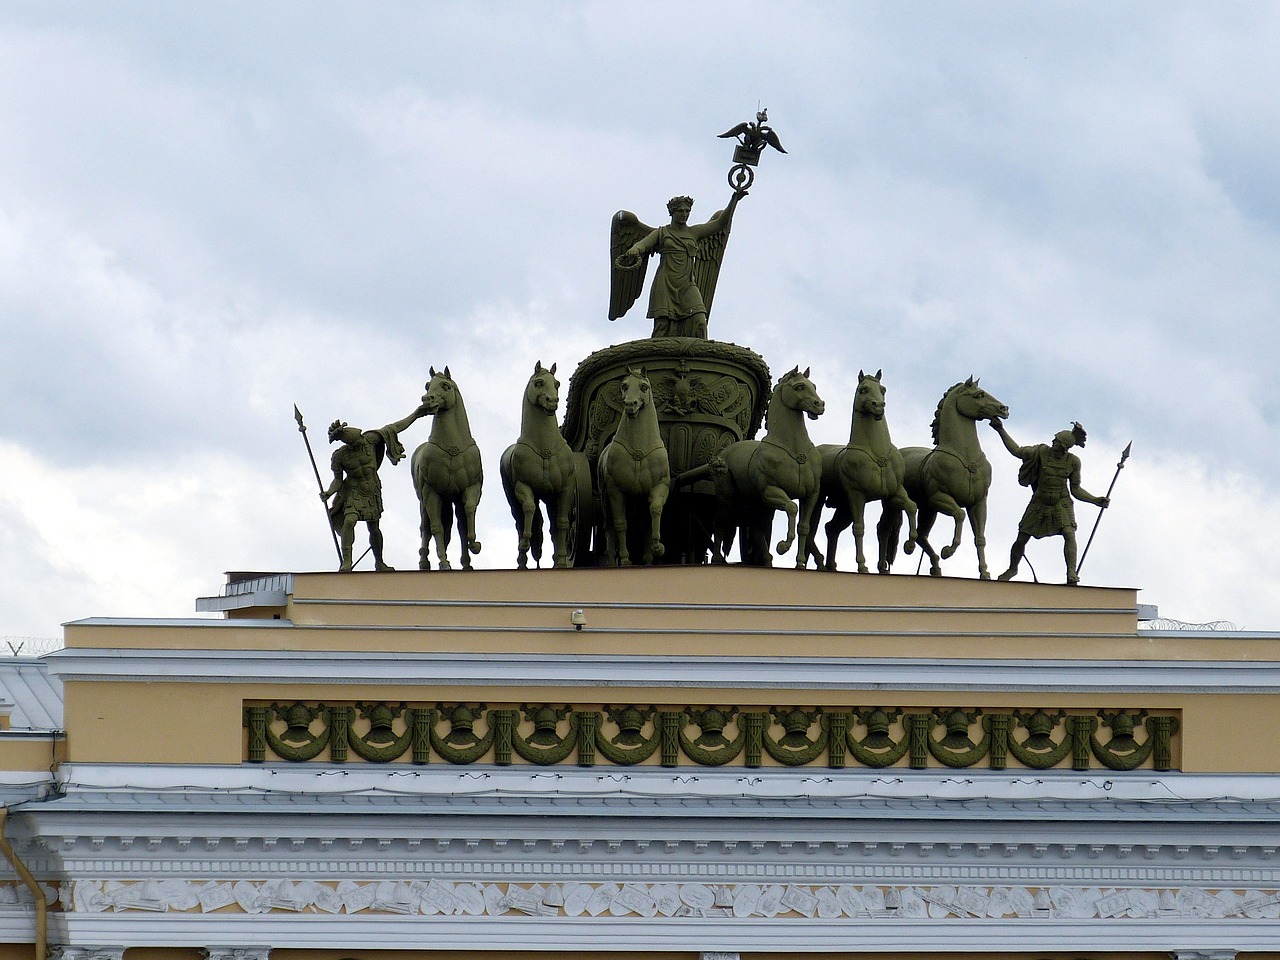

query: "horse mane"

left=931, top=381, right=967, bottom=447
left=429, top=371, right=473, bottom=438
left=766, top=366, right=804, bottom=431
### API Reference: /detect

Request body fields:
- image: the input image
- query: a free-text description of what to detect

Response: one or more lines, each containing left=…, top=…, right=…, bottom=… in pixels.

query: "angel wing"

left=609, top=210, right=654, bottom=321
left=693, top=209, right=730, bottom=318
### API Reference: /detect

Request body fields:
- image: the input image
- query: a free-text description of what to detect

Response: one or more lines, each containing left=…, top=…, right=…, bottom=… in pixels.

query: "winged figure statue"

left=609, top=189, right=745, bottom=339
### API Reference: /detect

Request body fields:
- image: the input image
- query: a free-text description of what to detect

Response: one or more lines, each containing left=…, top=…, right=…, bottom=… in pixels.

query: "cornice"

left=43, top=649, right=1280, bottom=693
left=43, top=911, right=1280, bottom=952
left=2, top=767, right=1278, bottom=882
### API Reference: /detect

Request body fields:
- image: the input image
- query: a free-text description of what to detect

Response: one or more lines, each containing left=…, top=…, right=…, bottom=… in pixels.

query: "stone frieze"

left=70, top=878, right=1279, bottom=921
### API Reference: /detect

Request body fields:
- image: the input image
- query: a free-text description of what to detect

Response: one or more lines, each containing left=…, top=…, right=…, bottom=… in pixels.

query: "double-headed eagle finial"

left=718, top=108, right=785, bottom=191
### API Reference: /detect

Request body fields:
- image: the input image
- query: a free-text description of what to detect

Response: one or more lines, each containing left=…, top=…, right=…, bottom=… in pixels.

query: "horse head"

left=855, top=368, right=886, bottom=421
left=619, top=367, right=652, bottom=420
left=952, top=376, right=1009, bottom=423
left=527, top=361, right=560, bottom=416
left=422, top=365, right=457, bottom=415
left=775, top=366, right=825, bottom=421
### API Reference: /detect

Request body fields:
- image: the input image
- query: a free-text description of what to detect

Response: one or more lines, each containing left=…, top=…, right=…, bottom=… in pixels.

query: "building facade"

left=0, top=566, right=1277, bottom=959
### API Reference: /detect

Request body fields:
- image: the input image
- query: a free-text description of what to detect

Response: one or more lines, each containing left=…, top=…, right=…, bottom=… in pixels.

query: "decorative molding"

left=69, top=879, right=1280, bottom=922
left=244, top=701, right=1180, bottom=772
left=45, top=648, right=1280, bottom=694
left=701, top=953, right=740, bottom=960
left=1171, top=952, right=1237, bottom=960
left=0, top=879, right=62, bottom=909
left=50, top=948, right=125, bottom=960
left=203, top=949, right=272, bottom=960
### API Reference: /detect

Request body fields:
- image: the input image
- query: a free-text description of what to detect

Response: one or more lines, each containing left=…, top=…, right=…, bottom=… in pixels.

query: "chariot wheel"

left=567, top=453, right=600, bottom=567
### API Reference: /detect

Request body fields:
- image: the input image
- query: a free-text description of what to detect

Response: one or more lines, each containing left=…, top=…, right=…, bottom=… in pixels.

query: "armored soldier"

left=990, top=420, right=1110, bottom=585
left=321, top=406, right=426, bottom=571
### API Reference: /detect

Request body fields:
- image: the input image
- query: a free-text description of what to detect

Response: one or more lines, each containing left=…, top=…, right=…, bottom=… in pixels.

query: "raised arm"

left=385, top=404, right=428, bottom=437
left=690, top=189, right=746, bottom=240
left=988, top=419, right=1025, bottom=459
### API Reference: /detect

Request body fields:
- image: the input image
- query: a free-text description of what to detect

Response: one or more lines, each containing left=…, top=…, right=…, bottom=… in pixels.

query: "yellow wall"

left=113, top=951, right=1280, bottom=960
left=0, top=735, right=62, bottom=772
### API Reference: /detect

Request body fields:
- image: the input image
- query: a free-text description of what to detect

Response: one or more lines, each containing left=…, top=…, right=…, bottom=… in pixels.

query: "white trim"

left=293, top=596, right=1138, bottom=615
left=43, top=648, right=1280, bottom=692
left=43, top=763, right=1280, bottom=806
left=44, top=912, right=1280, bottom=951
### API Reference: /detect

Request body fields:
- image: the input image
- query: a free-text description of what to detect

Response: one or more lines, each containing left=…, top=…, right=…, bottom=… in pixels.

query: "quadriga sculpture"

left=810, top=369, right=918, bottom=573
left=410, top=366, right=483, bottom=571
left=500, top=362, right=578, bottom=569
left=598, top=368, right=671, bottom=566
left=709, top=367, right=825, bottom=567
left=883, top=377, right=1009, bottom=579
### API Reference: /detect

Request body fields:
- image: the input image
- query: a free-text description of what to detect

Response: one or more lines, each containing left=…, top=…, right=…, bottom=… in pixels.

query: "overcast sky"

left=1, top=3, right=1277, bottom=638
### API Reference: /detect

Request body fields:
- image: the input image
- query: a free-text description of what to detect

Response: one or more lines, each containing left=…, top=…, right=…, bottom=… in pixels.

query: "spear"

left=294, top=404, right=343, bottom=565
left=1077, top=441, right=1132, bottom=575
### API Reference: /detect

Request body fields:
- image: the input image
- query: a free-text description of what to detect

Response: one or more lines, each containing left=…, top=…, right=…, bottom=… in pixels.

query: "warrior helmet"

left=1055, top=422, right=1087, bottom=449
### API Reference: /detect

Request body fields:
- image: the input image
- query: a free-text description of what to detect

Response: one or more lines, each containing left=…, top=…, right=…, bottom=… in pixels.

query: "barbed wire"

left=0, top=637, right=64, bottom=656
left=1138, top=618, right=1239, bottom=632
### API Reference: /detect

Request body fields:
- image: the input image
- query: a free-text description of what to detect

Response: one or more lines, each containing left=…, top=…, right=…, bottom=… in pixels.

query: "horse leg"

left=551, top=486, right=574, bottom=568
left=761, top=485, right=799, bottom=557
left=426, top=490, right=450, bottom=571
left=796, top=492, right=822, bottom=571
left=512, top=482, right=536, bottom=569
left=645, top=480, right=669, bottom=563
left=883, top=489, right=917, bottom=574
left=463, top=482, right=483, bottom=559
left=843, top=487, right=870, bottom=574
left=604, top=480, right=631, bottom=566
left=709, top=503, right=731, bottom=565
left=824, top=499, right=850, bottom=572
left=915, top=507, right=942, bottom=576
left=417, top=494, right=432, bottom=571
left=929, top=491, right=966, bottom=561
left=461, top=484, right=482, bottom=569
left=968, top=497, right=991, bottom=580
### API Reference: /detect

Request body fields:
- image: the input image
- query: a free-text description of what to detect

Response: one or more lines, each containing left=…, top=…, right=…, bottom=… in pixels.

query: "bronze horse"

left=710, top=367, right=825, bottom=567
left=500, top=362, right=577, bottom=568
left=884, top=377, right=1009, bottom=578
left=411, top=367, right=483, bottom=570
left=811, top=370, right=917, bottom=573
left=598, top=368, right=671, bottom=566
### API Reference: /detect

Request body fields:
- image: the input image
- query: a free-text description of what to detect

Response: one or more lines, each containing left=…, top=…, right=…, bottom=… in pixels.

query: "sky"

left=0, top=2, right=1277, bottom=638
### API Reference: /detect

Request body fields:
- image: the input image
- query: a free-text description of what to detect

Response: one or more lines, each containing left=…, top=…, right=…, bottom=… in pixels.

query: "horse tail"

left=879, top=507, right=903, bottom=567
left=530, top=507, right=545, bottom=566
left=674, top=459, right=728, bottom=489
left=500, top=446, right=521, bottom=525
left=441, top=500, right=455, bottom=549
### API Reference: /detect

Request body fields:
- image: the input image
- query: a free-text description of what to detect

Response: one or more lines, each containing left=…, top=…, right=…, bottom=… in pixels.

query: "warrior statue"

left=990, top=420, right=1110, bottom=585
left=609, top=189, right=745, bottom=339
left=321, top=406, right=426, bottom=571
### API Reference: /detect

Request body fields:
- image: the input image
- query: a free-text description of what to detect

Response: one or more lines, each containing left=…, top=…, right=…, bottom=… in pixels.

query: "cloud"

left=0, top=5, right=1277, bottom=634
